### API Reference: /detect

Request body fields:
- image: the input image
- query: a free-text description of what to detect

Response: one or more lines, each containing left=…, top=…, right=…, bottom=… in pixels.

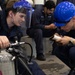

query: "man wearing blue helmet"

left=0, top=1, right=45, bottom=75
left=0, top=0, right=33, bottom=75
left=52, top=1, right=75, bottom=74
left=0, top=0, right=32, bottom=48
left=0, top=0, right=21, bottom=48
left=0, top=0, right=27, bottom=45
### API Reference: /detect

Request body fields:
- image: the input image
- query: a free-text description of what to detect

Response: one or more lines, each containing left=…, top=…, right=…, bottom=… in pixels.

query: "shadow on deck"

left=34, top=54, right=70, bottom=75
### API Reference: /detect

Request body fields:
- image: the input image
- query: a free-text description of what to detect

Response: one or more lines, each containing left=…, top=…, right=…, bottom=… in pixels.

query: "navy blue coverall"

left=0, top=10, right=23, bottom=42
left=52, top=30, right=75, bottom=68
left=0, top=10, right=45, bottom=75
left=26, top=9, right=57, bottom=57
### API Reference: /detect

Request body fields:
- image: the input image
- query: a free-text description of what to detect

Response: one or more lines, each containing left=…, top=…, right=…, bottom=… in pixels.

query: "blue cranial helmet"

left=54, top=1, right=75, bottom=27
left=13, top=0, right=32, bottom=10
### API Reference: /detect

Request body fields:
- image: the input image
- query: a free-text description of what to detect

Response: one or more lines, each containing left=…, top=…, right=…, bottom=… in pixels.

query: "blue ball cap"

left=13, top=1, right=32, bottom=10
left=54, top=1, right=75, bottom=27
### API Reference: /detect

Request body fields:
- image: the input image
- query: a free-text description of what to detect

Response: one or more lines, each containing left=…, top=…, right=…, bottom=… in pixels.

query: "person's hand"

left=0, top=36, right=10, bottom=49
left=56, top=36, right=71, bottom=45
left=45, top=23, right=57, bottom=29
left=54, top=33, right=60, bottom=36
left=49, top=23, right=57, bottom=29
